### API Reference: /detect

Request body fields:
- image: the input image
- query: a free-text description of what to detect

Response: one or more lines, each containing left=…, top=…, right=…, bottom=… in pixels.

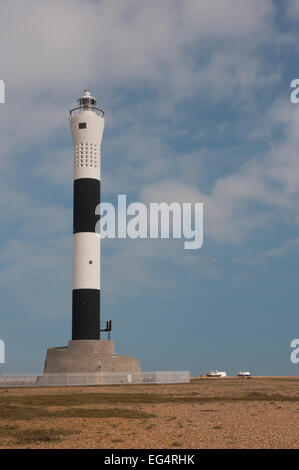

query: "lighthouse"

left=70, top=90, right=103, bottom=340
left=42, top=90, right=140, bottom=379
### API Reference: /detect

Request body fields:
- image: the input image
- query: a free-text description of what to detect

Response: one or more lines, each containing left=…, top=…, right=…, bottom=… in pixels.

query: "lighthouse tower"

left=70, top=90, right=103, bottom=340
left=42, top=91, right=140, bottom=379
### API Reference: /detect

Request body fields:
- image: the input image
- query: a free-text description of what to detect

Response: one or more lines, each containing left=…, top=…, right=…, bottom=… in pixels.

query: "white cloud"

left=286, top=0, right=299, bottom=18
left=0, top=237, right=72, bottom=316
left=34, top=147, right=73, bottom=188
left=101, top=237, right=220, bottom=301
left=0, top=0, right=274, bottom=91
left=0, top=182, right=71, bottom=237
left=0, top=0, right=281, bottom=184
left=263, top=237, right=299, bottom=258
left=140, top=95, right=299, bottom=244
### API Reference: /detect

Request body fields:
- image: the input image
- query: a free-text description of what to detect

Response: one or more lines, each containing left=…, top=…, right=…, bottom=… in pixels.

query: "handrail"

left=69, top=106, right=105, bottom=118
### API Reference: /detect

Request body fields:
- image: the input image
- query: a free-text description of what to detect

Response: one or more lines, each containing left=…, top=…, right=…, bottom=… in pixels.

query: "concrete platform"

left=43, top=340, right=140, bottom=375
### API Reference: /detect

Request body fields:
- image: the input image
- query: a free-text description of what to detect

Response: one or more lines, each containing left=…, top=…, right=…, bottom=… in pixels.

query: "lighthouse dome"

left=77, top=89, right=97, bottom=108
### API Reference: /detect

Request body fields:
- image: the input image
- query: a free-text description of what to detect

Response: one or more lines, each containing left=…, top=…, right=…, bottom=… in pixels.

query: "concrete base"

left=43, top=340, right=140, bottom=374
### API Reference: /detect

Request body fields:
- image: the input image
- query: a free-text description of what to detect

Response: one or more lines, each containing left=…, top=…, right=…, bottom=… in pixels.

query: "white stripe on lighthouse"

left=70, top=109, right=103, bottom=181
left=72, top=232, right=100, bottom=290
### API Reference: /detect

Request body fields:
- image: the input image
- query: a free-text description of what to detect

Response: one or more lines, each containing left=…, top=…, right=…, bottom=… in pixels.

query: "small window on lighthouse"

left=89, top=260, right=93, bottom=265
left=79, top=122, right=87, bottom=129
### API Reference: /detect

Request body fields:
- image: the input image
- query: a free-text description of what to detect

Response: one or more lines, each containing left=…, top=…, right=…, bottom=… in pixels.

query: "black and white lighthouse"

left=42, top=90, right=140, bottom=378
left=70, top=90, right=104, bottom=340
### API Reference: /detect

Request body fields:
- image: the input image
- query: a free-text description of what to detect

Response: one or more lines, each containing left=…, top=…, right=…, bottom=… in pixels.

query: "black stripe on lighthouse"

left=72, top=177, right=101, bottom=340
left=72, top=289, right=100, bottom=340
left=73, top=178, right=100, bottom=233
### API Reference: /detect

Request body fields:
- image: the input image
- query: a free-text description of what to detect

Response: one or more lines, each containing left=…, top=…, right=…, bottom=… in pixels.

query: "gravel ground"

left=0, top=377, right=298, bottom=449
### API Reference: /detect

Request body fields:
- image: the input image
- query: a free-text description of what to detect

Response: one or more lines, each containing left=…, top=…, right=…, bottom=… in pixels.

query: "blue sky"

left=0, top=0, right=299, bottom=375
